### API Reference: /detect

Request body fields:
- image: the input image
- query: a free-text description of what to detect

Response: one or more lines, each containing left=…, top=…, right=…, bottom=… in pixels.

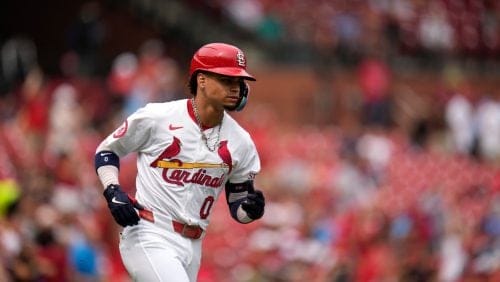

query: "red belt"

left=138, top=209, right=203, bottom=239
left=172, top=221, right=204, bottom=239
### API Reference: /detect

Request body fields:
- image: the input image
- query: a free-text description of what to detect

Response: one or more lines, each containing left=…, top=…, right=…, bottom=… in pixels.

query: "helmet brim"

left=207, top=67, right=256, bottom=81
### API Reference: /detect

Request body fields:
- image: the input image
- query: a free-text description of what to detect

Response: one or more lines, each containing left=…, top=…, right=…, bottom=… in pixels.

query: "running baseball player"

left=94, top=42, right=265, bottom=281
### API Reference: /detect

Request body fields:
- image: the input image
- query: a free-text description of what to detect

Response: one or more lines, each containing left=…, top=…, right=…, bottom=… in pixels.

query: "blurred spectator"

left=34, top=226, right=70, bottom=281
left=122, top=39, right=182, bottom=116
left=333, top=137, right=378, bottom=212
left=445, top=92, right=476, bottom=155
left=357, top=53, right=393, bottom=128
left=107, top=52, right=138, bottom=100
left=356, top=127, right=393, bottom=184
left=13, top=66, right=51, bottom=155
left=334, top=4, right=364, bottom=65
left=438, top=215, right=468, bottom=282
left=46, top=83, right=85, bottom=156
left=475, top=92, right=500, bottom=162
left=1, top=37, right=38, bottom=90
left=418, top=2, right=455, bottom=58
left=224, top=0, right=264, bottom=31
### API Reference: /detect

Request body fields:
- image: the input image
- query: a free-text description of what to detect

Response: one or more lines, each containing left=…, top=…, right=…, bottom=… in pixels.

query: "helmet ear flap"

left=234, top=81, right=249, bottom=112
left=225, top=81, right=249, bottom=111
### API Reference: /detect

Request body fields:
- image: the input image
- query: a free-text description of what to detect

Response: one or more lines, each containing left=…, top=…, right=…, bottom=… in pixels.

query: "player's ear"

left=198, top=73, right=206, bottom=89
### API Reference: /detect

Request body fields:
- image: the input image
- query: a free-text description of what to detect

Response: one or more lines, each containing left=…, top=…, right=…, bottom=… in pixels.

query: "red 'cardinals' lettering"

left=162, top=168, right=225, bottom=188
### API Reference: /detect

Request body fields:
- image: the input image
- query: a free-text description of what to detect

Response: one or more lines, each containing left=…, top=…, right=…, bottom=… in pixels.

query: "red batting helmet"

left=189, top=43, right=256, bottom=81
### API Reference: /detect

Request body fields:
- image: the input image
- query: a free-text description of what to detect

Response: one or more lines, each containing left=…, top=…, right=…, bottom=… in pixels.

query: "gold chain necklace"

left=191, top=98, right=222, bottom=152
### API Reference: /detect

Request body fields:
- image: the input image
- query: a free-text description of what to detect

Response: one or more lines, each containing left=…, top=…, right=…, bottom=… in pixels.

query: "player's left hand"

left=241, top=190, right=265, bottom=220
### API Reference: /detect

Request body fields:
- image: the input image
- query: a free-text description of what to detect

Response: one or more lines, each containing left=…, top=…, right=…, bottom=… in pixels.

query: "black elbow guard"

left=225, top=181, right=252, bottom=220
left=228, top=198, right=246, bottom=221
left=225, top=180, right=263, bottom=222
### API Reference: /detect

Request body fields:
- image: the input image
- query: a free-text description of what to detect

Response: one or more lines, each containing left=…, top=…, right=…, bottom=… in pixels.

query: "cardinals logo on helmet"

left=236, top=51, right=246, bottom=67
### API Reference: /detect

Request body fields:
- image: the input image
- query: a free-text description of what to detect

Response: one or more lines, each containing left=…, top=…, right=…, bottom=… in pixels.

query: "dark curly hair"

left=188, top=71, right=203, bottom=95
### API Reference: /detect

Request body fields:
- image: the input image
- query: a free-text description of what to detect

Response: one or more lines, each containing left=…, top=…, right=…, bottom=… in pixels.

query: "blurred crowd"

left=0, top=36, right=186, bottom=281
left=0, top=0, right=500, bottom=281
left=213, top=0, right=500, bottom=66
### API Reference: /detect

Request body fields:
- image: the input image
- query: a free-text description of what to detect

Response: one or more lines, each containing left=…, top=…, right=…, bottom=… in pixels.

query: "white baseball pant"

left=119, top=219, right=203, bottom=282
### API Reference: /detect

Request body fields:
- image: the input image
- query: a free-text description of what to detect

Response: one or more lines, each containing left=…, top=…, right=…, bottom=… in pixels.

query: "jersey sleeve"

left=229, top=135, right=261, bottom=183
left=97, top=105, right=157, bottom=157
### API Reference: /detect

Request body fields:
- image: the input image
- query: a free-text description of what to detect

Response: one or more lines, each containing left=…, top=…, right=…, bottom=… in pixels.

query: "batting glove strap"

left=241, top=190, right=265, bottom=220
left=103, top=184, right=140, bottom=227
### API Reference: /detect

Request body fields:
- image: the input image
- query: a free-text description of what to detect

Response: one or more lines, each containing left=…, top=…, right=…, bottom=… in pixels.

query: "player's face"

left=202, top=73, right=243, bottom=109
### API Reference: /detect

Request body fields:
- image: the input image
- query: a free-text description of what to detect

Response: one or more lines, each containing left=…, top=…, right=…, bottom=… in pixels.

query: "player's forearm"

left=97, top=165, right=119, bottom=188
left=95, top=144, right=121, bottom=189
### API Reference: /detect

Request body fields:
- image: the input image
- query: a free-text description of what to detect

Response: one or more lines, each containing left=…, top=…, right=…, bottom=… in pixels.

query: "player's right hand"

left=103, top=184, right=140, bottom=227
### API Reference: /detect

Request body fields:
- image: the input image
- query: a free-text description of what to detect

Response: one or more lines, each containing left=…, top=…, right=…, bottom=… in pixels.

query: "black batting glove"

left=241, top=190, right=265, bottom=220
left=103, top=184, right=140, bottom=227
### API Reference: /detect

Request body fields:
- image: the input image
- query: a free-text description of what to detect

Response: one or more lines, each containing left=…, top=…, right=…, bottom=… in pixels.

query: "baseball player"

left=94, top=42, right=265, bottom=281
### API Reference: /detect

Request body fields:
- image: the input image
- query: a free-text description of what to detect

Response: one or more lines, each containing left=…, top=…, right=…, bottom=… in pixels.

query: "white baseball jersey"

left=99, top=99, right=260, bottom=230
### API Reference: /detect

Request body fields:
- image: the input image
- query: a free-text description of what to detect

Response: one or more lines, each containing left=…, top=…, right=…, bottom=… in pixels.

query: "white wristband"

left=96, top=165, right=119, bottom=189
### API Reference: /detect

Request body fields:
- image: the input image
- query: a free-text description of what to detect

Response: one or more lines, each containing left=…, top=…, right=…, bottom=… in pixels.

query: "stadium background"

left=0, top=0, right=499, bottom=281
